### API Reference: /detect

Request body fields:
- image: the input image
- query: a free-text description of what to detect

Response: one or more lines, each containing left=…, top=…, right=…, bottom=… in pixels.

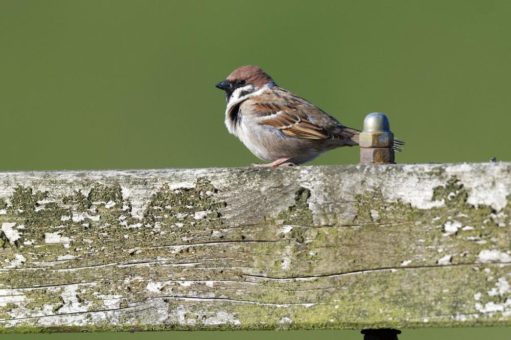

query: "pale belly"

left=234, top=120, right=325, bottom=163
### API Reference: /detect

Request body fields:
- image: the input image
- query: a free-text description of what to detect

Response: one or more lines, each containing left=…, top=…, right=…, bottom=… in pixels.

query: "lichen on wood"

left=0, top=163, right=510, bottom=332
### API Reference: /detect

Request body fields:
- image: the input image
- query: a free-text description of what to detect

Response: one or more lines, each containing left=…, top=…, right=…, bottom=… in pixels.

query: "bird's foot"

left=252, top=158, right=295, bottom=169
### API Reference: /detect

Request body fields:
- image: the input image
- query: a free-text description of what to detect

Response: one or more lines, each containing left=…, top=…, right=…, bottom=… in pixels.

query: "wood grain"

left=0, top=163, right=510, bottom=331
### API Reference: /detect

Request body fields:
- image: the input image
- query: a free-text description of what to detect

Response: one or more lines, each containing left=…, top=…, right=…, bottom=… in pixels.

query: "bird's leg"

left=252, top=158, right=295, bottom=168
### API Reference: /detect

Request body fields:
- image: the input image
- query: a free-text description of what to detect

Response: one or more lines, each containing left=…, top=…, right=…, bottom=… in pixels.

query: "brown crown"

left=226, top=65, right=274, bottom=87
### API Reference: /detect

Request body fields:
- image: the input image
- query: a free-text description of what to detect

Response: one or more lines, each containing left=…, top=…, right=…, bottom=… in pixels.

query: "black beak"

left=215, top=80, right=230, bottom=91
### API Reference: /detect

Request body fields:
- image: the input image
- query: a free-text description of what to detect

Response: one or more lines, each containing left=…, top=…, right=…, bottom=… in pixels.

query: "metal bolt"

left=359, top=113, right=400, bottom=339
left=359, top=112, right=395, bottom=164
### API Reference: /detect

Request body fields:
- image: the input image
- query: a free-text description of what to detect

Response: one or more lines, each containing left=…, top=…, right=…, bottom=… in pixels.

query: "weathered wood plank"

left=0, top=163, right=510, bottom=332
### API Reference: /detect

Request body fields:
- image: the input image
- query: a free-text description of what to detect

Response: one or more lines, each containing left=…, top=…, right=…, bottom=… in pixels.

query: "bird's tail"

left=393, top=139, right=405, bottom=152
left=341, top=127, right=360, bottom=146
left=341, top=127, right=404, bottom=152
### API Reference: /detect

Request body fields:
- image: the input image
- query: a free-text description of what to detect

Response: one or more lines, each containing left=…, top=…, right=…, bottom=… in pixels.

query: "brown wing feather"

left=243, top=87, right=405, bottom=150
left=247, top=88, right=340, bottom=140
left=282, top=119, right=329, bottom=139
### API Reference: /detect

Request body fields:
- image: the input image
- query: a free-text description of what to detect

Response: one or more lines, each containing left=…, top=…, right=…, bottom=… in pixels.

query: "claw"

left=252, top=158, right=296, bottom=168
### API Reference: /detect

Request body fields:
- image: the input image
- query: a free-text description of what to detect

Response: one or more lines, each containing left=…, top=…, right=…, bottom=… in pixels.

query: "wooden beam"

left=0, top=163, right=510, bottom=332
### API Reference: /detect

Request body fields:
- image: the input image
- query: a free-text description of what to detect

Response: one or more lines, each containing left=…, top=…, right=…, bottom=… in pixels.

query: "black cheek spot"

left=229, top=102, right=242, bottom=127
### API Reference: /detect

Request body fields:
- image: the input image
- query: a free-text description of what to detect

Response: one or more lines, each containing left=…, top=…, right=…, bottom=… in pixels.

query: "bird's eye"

left=235, top=80, right=246, bottom=87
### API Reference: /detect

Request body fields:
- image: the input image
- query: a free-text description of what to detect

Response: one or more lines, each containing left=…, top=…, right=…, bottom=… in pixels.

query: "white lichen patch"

left=178, top=281, right=193, bottom=287
left=453, top=314, right=467, bottom=321
left=356, top=163, right=511, bottom=213
left=120, top=185, right=149, bottom=219
left=72, top=212, right=100, bottom=222
left=490, top=212, right=508, bottom=227
left=477, top=250, right=511, bottom=263
left=6, top=254, right=26, bottom=268
left=146, top=281, right=164, bottom=293
left=443, top=220, right=462, bottom=235
left=211, top=230, right=224, bottom=238
left=203, top=311, right=241, bottom=326
left=1, top=222, right=20, bottom=244
left=281, top=244, right=292, bottom=271
left=128, top=247, right=142, bottom=255
left=37, top=313, right=89, bottom=327
left=54, top=284, right=91, bottom=314
left=172, top=304, right=196, bottom=326
left=104, top=200, right=116, bottom=209
left=44, top=232, right=72, bottom=248
left=380, top=165, right=446, bottom=209
left=11, top=284, right=98, bottom=327
left=126, top=222, right=142, bottom=229
left=475, top=275, right=511, bottom=316
left=0, top=289, right=26, bottom=307
left=370, top=209, right=380, bottom=221
left=57, top=254, right=76, bottom=261
left=446, top=163, right=511, bottom=211
left=488, top=277, right=510, bottom=297
left=96, top=294, right=123, bottom=309
left=193, top=211, right=208, bottom=220
left=279, top=316, right=293, bottom=325
left=176, top=213, right=188, bottom=220
left=71, top=213, right=85, bottom=222
left=475, top=301, right=510, bottom=314
left=437, top=255, right=452, bottom=265
left=279, top=225, right=293, bottom=234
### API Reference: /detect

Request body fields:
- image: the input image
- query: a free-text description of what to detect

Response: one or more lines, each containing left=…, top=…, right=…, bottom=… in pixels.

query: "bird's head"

left=216, top=65, right=275, bottom=102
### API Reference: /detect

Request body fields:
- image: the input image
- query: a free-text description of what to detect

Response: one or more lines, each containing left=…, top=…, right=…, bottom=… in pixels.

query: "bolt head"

left=363, top=112, right=391, bottom=133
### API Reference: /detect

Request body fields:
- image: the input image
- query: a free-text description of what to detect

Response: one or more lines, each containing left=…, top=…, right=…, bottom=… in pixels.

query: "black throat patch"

left=227, top=100, right=245, bottom=127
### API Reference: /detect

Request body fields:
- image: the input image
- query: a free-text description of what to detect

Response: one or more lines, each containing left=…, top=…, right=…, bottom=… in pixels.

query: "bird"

left=215, top=65, right=401, bottom=167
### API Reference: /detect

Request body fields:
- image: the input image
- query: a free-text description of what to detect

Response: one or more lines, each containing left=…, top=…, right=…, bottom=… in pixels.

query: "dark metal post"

left=361, top=329, right=401, bottom=340
left=359, top=112, right=395, bottom=164
left=359, top=113, right=400, bottom=339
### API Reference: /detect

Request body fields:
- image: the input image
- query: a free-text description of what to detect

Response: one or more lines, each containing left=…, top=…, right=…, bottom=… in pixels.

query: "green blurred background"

left=1, top=0, right=510, bottom=171
left=1, top=0, right=509, bottom=339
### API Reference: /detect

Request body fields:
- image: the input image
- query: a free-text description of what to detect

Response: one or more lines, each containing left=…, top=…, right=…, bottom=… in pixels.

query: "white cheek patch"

left=224, top=84, right=274, bottom=135
left=230, top=85, right=256, bottom=102
left=227, top=84, right=270, bottom=110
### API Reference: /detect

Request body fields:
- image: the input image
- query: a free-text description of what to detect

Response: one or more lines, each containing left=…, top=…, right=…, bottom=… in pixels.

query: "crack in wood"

left=0, top=164, right=509, bottom=331
left=243, top=262, right=511, bottom=281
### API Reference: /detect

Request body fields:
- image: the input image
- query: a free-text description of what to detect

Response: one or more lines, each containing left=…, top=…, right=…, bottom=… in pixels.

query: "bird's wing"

left=242, top=87, right=349, bottom=140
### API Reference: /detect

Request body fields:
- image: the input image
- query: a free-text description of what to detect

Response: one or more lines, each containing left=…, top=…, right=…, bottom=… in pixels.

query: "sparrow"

left=215, top=65, right=399, bottom=167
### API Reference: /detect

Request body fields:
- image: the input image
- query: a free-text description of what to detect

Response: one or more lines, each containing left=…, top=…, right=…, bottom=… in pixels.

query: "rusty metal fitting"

left=359, top=112, right=395, bottom=164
